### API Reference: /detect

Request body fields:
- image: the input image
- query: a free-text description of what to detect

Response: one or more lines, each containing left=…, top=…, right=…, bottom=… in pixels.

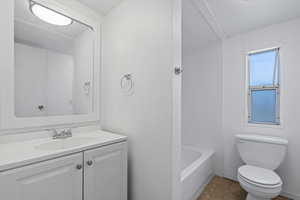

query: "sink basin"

left=35, top=137, right=95, bottom=151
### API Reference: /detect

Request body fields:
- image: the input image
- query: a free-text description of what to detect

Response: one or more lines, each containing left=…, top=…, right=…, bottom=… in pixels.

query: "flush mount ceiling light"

left=30, top=1, right=73, bottom=26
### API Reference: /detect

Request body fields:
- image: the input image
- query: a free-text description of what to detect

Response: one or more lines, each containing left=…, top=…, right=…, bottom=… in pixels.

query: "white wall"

left=182, top=41, right=223, bottom=176
left=15, top=43, right=74, bottom=117
left=102, top=0, right=174, bottom=199
left=222, top=17, right=300, bottom=198
left=73, top=29, right=94, bottom=114
left=46, top=50, right=74, bottom=116
left=15, top=43, right=48, bottom=117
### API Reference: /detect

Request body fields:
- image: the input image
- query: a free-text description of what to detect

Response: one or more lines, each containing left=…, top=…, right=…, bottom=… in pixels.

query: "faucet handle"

left=65, top=128, right=72, bottom=136
left=47, top=128, right=72, bottom=139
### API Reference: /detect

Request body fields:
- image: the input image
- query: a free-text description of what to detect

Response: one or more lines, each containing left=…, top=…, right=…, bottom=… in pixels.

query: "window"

left=247, top=48, right=280, bottom=125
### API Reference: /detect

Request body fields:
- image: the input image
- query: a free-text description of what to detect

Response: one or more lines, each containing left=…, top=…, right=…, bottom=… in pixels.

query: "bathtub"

left=181, top=146, right=214, bottom=200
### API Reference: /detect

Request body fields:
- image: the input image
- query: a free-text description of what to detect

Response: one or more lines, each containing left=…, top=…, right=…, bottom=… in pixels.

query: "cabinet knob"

left=76, top=164, right=82, bottom=170
left=87, top=160, right=93, bottom=166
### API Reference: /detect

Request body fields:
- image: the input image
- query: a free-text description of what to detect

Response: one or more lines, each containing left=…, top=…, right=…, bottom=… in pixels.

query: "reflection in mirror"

left=14, top=0, right=94, bottom=117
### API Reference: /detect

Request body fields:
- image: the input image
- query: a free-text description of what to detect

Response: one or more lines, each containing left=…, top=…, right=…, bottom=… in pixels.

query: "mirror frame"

left=1, top=0, right=101, bottom=130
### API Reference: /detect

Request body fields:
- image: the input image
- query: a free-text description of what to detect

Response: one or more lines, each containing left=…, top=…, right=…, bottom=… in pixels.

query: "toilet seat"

left=238, top=165, right=282, bottom=188
left=238, top=174, right=282, bottom=200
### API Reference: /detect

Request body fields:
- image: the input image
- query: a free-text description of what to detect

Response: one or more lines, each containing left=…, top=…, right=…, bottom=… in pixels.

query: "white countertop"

left=0, top=130, right=127, bottom=172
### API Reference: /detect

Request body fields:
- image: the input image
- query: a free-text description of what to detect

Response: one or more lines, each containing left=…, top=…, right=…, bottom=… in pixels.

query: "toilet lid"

left=238, top=165, right=282, bottom=186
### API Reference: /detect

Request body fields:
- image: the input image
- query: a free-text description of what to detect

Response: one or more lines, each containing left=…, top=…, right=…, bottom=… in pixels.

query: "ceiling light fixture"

left=30, top=1, right=73, bottom=26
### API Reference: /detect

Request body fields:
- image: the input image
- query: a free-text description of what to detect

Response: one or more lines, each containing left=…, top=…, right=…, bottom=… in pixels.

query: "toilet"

left=236, top=134, right=288, bottom=200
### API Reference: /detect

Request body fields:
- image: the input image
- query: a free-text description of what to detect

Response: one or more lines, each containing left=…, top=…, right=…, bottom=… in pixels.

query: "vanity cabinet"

left=0, top=142, right=127, bottom=200
left=0, top=153, right=83, bottom=200
left=84, top=142, right=127, bottom=200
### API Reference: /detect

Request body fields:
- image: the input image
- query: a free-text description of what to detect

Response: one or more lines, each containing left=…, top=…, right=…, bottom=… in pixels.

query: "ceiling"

left=76, top=0, right=123, bottom=15
left=33, top=0, right=299, bottom=51
left=205, top=0, right=300, bottom=37
left=15, top=0, right=92, bottom=54
left=15, top=0, right=90, bottom=38
left=182, top=0, right=219, bottom=53
left=183, top=0, right=300, bottom=51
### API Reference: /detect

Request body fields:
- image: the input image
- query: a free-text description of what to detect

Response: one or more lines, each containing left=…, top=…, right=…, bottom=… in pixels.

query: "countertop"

left=0, top=130, right=127, bottom=172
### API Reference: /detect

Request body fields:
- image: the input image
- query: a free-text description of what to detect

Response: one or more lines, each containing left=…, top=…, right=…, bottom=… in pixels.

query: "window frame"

left=247, top=47, right=281, bottom=125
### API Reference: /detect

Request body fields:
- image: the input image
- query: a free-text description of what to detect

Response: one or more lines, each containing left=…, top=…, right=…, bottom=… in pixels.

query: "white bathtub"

left=181, top=146, right=214, bottom=200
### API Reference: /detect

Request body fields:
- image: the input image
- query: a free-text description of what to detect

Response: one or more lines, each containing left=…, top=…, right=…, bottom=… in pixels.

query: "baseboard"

left=191, top=174, right=214, bottom=200
left=281, top=192, right=300, bottom=200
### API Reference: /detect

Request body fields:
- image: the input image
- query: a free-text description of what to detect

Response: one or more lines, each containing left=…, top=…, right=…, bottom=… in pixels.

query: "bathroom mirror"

left=14, top=0, right=95, bottom=118
left=0, top=0, right=100, bottom=129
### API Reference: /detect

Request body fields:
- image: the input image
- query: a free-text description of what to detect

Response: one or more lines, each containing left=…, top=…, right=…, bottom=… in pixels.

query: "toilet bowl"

left=235, top=134, right=288, bottom=200
left=238, top=165, right=282, bottom=200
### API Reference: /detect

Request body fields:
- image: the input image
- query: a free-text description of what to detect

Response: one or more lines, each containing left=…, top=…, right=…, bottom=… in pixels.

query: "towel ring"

left=120, top=74, right=134, bottom=95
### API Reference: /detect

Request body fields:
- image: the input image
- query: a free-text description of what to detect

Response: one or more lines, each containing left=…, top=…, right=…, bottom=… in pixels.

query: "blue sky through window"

left=248, top=49, right=279, bottom=124
left=251, top=90, right=277, bottom=123
left=249, top=50, right=277, bottom=86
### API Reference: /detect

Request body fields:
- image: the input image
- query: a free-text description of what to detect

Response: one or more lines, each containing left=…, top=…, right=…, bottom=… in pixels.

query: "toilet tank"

left=236, top=134, right=288, bottom=170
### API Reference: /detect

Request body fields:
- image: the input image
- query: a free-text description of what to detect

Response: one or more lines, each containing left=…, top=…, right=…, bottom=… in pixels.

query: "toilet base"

left=246, top=194, right=270, bottom=200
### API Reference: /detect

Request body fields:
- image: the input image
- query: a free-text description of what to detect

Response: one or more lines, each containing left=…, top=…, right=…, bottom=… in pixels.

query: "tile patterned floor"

left=197, top=176, right=289, bottom=200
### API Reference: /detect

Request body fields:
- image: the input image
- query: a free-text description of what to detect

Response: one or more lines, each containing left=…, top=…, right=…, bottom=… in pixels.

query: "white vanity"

left=0, top=130, right=127, bottom=200
left=0, top=0, right=127, bottom=199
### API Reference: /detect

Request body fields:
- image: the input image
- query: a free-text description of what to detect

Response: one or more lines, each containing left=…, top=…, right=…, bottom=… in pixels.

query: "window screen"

left=248, top=48, right=280, bottom=125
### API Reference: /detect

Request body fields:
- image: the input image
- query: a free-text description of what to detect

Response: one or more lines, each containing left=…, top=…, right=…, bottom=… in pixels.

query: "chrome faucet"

left=52, top=128, right=72, bottom=140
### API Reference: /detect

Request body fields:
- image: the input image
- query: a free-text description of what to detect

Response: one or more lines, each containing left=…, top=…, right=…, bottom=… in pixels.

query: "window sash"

left=247, top=47, right=280, bottom=125
left=247, top=88, right=280, bottom=125
left=248, top=48, right=280, bottom=87
left=249, top=85, right=279, bottom=90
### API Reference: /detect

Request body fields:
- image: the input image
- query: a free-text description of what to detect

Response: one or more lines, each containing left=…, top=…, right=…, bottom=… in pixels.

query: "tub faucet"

left=52, top=129, right=72, bottom=140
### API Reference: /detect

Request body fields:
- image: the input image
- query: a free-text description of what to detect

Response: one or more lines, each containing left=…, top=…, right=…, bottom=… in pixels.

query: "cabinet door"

left=0, top=153, right=83, bottom=200
left=84, top=142, right=127, bottom=200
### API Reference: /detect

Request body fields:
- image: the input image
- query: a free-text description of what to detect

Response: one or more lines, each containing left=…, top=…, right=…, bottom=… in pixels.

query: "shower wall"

left=182, top=41, right=223, bottom=176
left=182, top=0, right=223, bottom=177
left=102, top=0, right=175, bottom=200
